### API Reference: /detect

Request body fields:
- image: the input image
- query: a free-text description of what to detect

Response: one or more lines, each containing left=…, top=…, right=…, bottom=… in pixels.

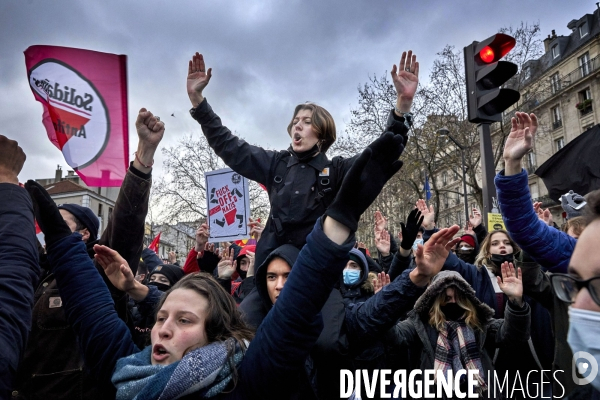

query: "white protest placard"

left=205, top=168, right=251, bottom=242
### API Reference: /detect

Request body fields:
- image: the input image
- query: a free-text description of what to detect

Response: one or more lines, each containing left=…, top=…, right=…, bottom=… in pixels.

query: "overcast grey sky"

left=1, top=0, right=593, bottom=183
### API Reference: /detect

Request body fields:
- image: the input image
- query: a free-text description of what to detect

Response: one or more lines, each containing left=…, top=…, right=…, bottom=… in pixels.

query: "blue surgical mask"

left=343, top=269, right=361, bottom=285
left=412, top=238, right=424, bottom=251
left=568, top=308, right=600, bottom=391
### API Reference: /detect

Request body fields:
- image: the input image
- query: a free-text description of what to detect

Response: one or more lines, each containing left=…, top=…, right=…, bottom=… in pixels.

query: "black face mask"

left=490, top=253, right=514, bottom=266
left=440, top=303, right=465, bottom=321
left=148, top=282, right=171, bottom=292
left=457, top=250, right=475, bottom=264
left=290, top=143, right=320, bottom=161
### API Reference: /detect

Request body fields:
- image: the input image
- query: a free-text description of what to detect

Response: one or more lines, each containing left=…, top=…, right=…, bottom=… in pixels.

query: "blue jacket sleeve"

left=344, top=269, right=425, bottom=343
left=47, top=234, right=138, bottom=385
left=235, top=218, right=354, bottom=399
left=0, top=184, right=39, bottom=396
left=191, top=98, right=277, bottom=186
left=495, top=169, right=576, bottom=273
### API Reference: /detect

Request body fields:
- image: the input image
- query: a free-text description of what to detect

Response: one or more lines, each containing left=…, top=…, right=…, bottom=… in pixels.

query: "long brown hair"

left=286, top=103, right=336, bottom=153
left=474, top=229, right=520, bottom=273
left=156, top=272, right=255, bottom=389
left=429, top=286, right=482, bottom=332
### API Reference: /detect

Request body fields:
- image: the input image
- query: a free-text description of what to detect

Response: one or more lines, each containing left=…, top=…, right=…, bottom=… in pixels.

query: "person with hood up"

left=443, top=229, right=554, bottom=399
left=387, top=267, right=530, bottom=399
left=340, top=248, right=374, bottom=305
left=186, top=51, right=418, bottom=268
left=455, top=233, right=478, bottom=264
left=22, top=112, right=407, bottom=399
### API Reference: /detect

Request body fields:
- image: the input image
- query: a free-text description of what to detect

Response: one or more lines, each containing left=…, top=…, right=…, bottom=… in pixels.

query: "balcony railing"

left=521, top=56, right=599, bottom=112
left=525, top=164, right=538, bottom=175
left=552, top=119, right=563, bottom=129
left=532, top=195, right=560, bottom=208
left=580, top=105, right=594, bottom=116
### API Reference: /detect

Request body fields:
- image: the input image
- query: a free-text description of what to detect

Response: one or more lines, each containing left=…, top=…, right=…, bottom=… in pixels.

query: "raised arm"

left=186, top=53, right=275, bottom=185
left=0, top=136, right=39, bottom=397
left=236, top=130, right=406, bottom=398
left=496, top=112, right=575, bottom=272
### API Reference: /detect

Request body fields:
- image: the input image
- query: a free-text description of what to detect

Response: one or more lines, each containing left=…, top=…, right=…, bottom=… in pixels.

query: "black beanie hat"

left=58, top=203, right=100, bottom=241
left=149, top=264, right=185, bottom=286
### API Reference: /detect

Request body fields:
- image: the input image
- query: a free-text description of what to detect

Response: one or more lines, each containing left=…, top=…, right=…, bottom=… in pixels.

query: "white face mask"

left=412, top=238, right=424, bottom=251
left=568, top=308, right=600, bottom=391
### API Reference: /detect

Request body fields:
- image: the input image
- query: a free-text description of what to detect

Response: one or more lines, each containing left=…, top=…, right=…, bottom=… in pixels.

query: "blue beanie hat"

left=58, top=203, right=100, bottom=241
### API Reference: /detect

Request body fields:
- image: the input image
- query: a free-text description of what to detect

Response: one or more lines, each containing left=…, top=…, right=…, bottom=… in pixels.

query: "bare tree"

left=152, top=133, right=270, bottom=224
left=338, top=22, right=545, bottom=250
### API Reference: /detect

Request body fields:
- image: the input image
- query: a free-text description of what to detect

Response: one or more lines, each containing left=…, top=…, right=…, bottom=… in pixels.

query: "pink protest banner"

left=24, top=45, right=128, bottom=186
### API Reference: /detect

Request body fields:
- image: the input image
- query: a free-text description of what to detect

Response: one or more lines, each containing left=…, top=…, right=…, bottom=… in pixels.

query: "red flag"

left=149, top=232, right=161, bottom=254
left=24, top=45, right=129, bottom=187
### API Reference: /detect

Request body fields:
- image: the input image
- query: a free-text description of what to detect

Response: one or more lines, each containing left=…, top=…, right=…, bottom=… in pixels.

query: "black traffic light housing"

left=464, top=33, right=521, bottom=123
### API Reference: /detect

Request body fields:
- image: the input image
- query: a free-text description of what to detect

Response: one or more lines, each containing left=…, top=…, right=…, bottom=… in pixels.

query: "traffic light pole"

left=478, top=123, right=497, bottom=227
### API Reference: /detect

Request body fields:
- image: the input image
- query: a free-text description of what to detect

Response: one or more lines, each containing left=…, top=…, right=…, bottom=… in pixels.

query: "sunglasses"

left=549, top=273, right=600, bottom=307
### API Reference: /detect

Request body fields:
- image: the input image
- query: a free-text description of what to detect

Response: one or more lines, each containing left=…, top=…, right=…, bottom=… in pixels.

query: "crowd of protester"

left=1, top=50, right=599, bottom=400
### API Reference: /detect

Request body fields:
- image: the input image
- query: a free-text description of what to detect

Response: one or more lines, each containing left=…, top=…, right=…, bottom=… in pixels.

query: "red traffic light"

left=480, top=47, right=495, bottom=63
left=475, top=33, right=516, bottom=64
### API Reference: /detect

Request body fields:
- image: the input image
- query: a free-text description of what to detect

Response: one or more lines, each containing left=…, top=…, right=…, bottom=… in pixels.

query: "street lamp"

left=437, top=127, right=469, bottom=228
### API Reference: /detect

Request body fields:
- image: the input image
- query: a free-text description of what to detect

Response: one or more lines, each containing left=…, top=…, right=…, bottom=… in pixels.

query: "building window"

left=577, top=88, right=593, bottom=116
left=442, top=171, right=447, bottom=185
left=108, top=207, right=113, bottom=221
left=98, top=203, right=103, bottom=217
left=555, top=137, right=565, bottom=152
left=580, top=22, right=589, bottom=38
left=550, top=72, right=560, bottom=94
left=551, top=106, right=562, bottom=129
left=526, top=152, right=536, bottom=174
left=579, top=52, right=591, bottom=78
left=552, top=45, right=560, bottom=59
left=583, top=123, right=594, bottom=132
left=445, top=216, right=451, bottom=227
left=457, top=211, right=462, bottom=225
left=524, top=66, right=531, bottom=80
left=530, top=182, right=539, bottom=200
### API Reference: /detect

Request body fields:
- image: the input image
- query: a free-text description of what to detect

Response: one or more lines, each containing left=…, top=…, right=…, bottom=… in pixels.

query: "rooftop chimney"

left=55, top=165, right=62, bottom=181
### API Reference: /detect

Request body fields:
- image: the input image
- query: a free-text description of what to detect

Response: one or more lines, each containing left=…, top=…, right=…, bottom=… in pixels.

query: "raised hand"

left=168, top=251, right=177, bottom=264
left=411, top=225, right=461, bottom=287
left=533, top=202, right=553, bottom=226
left=248, top=217, right=264, bottom=242
left=373, top=272, right=391, bottom=294
left=245, top=250, right=256, bottom=278
left=134, top=108, right=165, bottom=171
left=416, top=199, right=435, bottom=230
left=497, top=262, right=524, bottom=306
left=0, top=135, right=26, bottom=185
left=503, top=112, right=538, bottom=175
left=469, top=208, right=482, bottom=228
left=187, top=52, right=212, bottom=107
left=94, top=245, right=136, bottom=292
left=195, top=222, right=210, bottom=251
left=374, top=210, right=387, bottom=238
left=391, top=51, right=419, bottom=113
left=217, top=248, right=236, bottom=280
left=400, top=208, right=424, bottom=251
left=376, top=230, right=391, bottom=256
left=464, top=222, right=475, bottom=236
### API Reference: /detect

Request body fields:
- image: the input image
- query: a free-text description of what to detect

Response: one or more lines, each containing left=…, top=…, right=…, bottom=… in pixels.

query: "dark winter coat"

left=386, top=271, right=531, bottom=400
left=190, top=98, right=409, bottom=267
left=46, top=217, right=355, bottom=400
left=12, top=165, right=151, bottom=400
left=0, top=184, right=40, bottom=398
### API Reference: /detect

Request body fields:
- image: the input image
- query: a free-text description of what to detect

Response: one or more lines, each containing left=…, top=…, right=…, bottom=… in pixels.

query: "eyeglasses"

left=549, top=273, right=600, bottom=307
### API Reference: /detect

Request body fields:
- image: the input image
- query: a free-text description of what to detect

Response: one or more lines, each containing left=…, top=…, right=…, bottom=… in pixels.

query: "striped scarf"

left=433, top=320, right=487, bottom=394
